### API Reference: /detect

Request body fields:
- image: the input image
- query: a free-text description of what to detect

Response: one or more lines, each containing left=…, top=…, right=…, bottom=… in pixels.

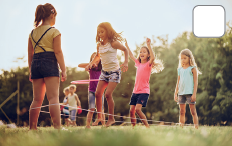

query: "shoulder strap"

left=30, top=27, right=54, bottom=53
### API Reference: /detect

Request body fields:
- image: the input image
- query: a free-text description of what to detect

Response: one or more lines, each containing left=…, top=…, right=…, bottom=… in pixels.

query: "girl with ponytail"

left=28, top=3, right=66, bottom=130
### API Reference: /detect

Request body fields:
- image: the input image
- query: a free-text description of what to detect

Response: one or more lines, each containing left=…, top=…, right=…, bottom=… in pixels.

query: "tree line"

left=0, top=22, right=232, bottom=126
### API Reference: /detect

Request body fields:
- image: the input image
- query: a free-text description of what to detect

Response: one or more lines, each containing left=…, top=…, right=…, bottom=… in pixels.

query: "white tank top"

left=99, top=42, right=119, bottom=71
left=68, top=93, right=77, bottom=111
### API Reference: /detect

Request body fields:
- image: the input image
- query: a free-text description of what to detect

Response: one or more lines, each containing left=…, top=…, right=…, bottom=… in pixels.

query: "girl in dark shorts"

left=28, top=3, right=66, bottom=130
left=125, top=38, right=164, bottom=128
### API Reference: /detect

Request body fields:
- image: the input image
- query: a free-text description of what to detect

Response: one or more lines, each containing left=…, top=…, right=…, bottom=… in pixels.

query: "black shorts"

left=129, top=93, right=149, bottom=107
left=31, top=52, right=60, bottom=79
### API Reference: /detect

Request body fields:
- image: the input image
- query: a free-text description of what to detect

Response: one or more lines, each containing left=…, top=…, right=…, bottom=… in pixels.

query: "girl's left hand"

left=191, top=94, right=196, bottom=102
left=146, top=38, right=151, bottom=46
left=120, top=62, right=128, bottom=72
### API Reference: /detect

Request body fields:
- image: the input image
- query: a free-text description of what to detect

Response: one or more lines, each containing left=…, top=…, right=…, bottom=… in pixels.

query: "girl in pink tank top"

left=125, top=38, right=164, bottom=128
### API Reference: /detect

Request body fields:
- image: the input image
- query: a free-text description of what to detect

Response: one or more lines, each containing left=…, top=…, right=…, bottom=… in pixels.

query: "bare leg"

left=86, top=108, right=95, bottom=128
left=189, top=104, right=199, bottom=129
left=29, top=78, right=46, bottom=130
left=135, top=104, right=149, bottom=128
left=130, top=105, right=136, bottom=127
left=44, top=76, right=61, bottom=129
left=179, top=104, right=186, bottom=127
left=105, top=82, right=118, bottom=127
left=95, top=80, right=108, bottom=125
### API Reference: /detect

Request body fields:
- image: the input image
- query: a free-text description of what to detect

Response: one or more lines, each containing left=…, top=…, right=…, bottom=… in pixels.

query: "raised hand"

left=146, top=38, right=151, bottom=46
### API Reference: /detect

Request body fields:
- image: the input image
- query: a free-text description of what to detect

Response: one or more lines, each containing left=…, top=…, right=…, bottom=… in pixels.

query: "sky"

left=0, top=0, right=232, bottom=74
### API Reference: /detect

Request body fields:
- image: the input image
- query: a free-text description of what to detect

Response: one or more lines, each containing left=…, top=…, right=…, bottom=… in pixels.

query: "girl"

left=86, top=22, right=129, bottom=127
left=65, top=85, right=81, bottom=126
left=174, top=49, right=201, bottom=129
left=28, top=3, right=66, bottom=130
left=125, top=38, right=164, bottom=128
left=78, top=52, right=105, bottom=128
left=62, top=87, right=71, bottom=127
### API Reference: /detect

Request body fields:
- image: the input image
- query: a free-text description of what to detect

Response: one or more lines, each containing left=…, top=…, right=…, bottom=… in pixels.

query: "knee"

left=180, top=109, right=185, bottom=115
left=95, top=91, right=101, bottom=98
left=135, top=108, right=141, bottom=113
left=105, top=92, right=112, bottom=99
left=190, top=109, right=197, bottom=116
left=33, top=98, right=43, bottom=105
left=130, top=109, right=135, bottom=115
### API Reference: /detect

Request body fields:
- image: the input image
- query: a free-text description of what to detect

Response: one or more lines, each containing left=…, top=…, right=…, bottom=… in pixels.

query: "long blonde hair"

left=96, top=22, right=124, bottom=44
left=178, top=49, right=202, bottom=74
left=137, top=46, right=164, bottom=74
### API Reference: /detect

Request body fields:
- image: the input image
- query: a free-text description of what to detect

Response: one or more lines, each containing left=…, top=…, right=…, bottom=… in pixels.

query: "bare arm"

left=174, top=75, right=180, bottom=102
left=125, top=39, right=136, bottom=62
left=28, top=38, right=34, bottom=82
left=75, top=95, right=81, bottom=107
left=146, top=38, right=155, bottom=65
left=53, top=34, right=66, bottom=81
left=111, top=41, right=129, bottom=72
left=78, top=63, right=89, bottom=68
left=191, top=67, right=198, bottom=102
left=87, top=44, right=101, bottom=70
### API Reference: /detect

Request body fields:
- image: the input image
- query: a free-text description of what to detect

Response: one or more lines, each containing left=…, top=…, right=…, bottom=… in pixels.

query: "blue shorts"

left=89, top=91, right=104, bottom=110
left=70, top=109, right=77, bottom=121
left=129, top=93, right=149, bottom=107
left=99, top=69, right=121, bottom=83
left=31, top=52, right=60, bottom=79
left=178, top=94, right=196, bottom=104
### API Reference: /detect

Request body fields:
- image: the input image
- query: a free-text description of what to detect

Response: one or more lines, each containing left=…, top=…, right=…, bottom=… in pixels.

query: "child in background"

left=78, top=52, right=105, bottom=129
left=65, top=85, right=81, bottom=126
left=125, top=38, right=164, bottom=128
left=174, top=49, right=201, bottom=129
left=86, top=22, right=129, bottom=127
left=62, top=87, right=71, bottom=126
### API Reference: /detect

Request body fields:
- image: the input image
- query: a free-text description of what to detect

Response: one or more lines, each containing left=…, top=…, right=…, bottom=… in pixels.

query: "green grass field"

left=0, top=125, right=232, bottom=146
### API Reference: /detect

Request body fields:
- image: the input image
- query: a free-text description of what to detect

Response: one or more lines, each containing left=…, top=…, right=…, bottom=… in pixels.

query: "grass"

left=0, top=125, right=232, bottom=146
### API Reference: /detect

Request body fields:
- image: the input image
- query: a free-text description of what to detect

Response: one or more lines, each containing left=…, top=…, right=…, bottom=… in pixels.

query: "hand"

left=174, top=94, right=178, bottom=102
left=120, top=61, right=128, bottom=72
left=61, top=71, right=67, bottom=82
left=85, top=64, right=90, bottom=71
left=191, top=94, right=196, bottom=102
left=29, top=73, right=32, bottom=82
left=146, top=38, right=151, bottom=46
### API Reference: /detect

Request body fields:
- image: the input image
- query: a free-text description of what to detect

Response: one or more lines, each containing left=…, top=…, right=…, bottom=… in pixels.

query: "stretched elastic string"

left=30, top=103, right=195, bottom=126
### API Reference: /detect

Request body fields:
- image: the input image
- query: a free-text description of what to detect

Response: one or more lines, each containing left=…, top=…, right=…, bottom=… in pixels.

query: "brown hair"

left=34, top=3, right=57, bottom=27
left=96, top=22, right=124, bottom=44
left=137, top=46, right=164, bottom=73
left=90, top=52, right=102, bottom=71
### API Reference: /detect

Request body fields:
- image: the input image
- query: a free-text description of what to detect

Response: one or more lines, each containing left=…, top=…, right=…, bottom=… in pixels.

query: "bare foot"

left=105, top=119, right=115, bottom=127
left=92, top=119, right=103, bottom=126
left=194, top=124, right=199, bottom=129
left=85, top=125, right=91, bottom=129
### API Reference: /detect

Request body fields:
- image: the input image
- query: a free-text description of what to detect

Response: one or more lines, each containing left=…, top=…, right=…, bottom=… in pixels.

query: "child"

left=65, top=85, right=81, bottom=126
left=174, top=49, right=201, bottom=129
left=78, top=52, right=105, bottom=128
left=125, top=38, right=164, bottom=128
left=28, top=3, right=66, bottom=130
left=86, top=22, right=129, bottom=127
left=62, top=87, right=71, bottom=127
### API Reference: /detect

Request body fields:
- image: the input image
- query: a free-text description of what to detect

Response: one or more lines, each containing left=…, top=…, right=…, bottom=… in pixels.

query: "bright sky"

left=0, top=0, right=232, bottom=73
